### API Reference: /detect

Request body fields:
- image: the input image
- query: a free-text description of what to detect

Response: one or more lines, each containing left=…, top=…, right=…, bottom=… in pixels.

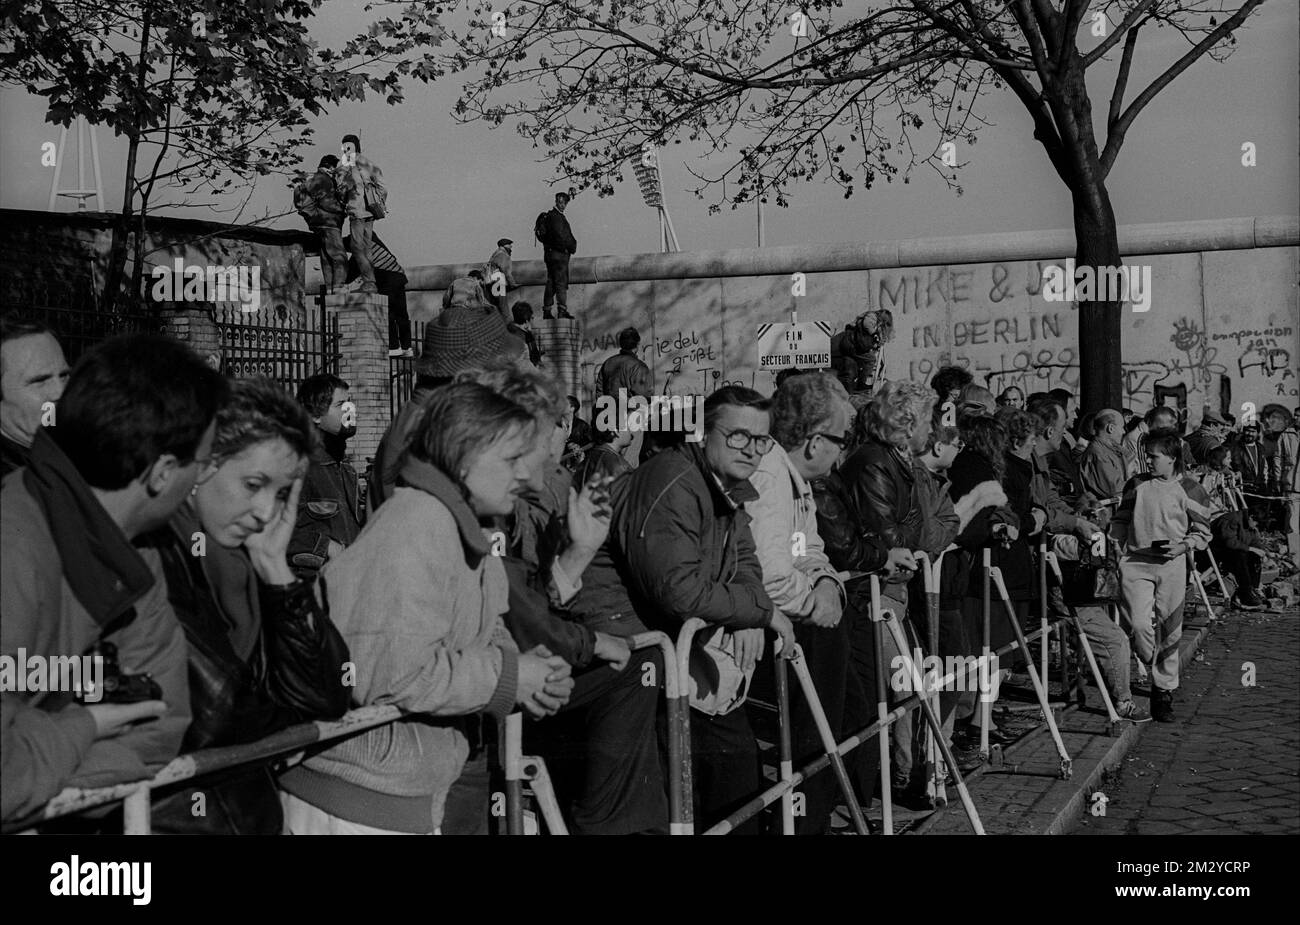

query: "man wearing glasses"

left=603, top=385, right=796, bottom=834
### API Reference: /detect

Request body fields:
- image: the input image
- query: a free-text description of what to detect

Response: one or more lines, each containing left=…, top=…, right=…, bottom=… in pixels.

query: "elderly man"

left=0, top=317, right=69, bottom=477
left=1080, top=409, right=1127, bottom=502
left=745, top=372, right=851, bottom=834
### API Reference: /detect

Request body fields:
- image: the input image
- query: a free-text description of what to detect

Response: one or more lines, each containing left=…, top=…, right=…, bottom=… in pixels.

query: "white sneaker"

left=402, top=348, right=414, bottom=358
left=387, top=348, right=404, bottom=357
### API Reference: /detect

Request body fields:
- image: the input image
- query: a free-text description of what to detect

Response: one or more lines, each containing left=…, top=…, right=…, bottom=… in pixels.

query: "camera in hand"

left=76, top=640, right=163, bottom=704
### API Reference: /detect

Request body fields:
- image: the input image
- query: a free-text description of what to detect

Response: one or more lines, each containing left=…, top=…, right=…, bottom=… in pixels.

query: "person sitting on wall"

left=340, top=232, right=411, bottom=357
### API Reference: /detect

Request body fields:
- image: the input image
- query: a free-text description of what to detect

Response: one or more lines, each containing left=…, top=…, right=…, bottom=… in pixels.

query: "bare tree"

left=377, top=0, right=1267, bottom=408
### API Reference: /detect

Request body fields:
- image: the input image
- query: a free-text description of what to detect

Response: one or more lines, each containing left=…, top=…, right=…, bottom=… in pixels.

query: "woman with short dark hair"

left=149, top=377, right=351, bottom=834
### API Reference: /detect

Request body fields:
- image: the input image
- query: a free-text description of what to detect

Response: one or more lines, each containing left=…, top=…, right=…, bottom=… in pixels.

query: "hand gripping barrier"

left=502, top=629, right=685, bottom=835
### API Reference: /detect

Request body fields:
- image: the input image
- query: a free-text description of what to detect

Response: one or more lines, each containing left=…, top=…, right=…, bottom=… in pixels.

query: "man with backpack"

left=536, top=191, right=577, bottom=320
left=294, top=155, right=347, bottom=293
left=336, top=133, right=387, bottom=295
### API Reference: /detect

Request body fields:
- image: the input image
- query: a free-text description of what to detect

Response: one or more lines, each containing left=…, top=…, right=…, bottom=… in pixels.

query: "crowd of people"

left=1, top=305, right=1297, bottom=835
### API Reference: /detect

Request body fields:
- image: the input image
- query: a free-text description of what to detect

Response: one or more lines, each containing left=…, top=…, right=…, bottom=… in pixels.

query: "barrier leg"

left=775, top=655, right=796, bottom=835
left=788, top=647, right=869, bottom=835
left=520, top=755, right=568, bottom=835
left=504, top=712, right=525, bottom=835
left=1204, top=546, right=1229, bottom=600
left=881, top=611, right=985, bottom=835
left=1046, top=552, right=1121, bottom=728
left=1190, top=555, right=1218, bottom=622
left=980, top=548, right=992, bottom=761
left=870, top=575, right=894, bottom=835
left=918, top=549, right=947, bottom=808
left=122, top=786, right=151, bottom=835
left=990, top=567, right=1073, bottom=779
left=630, top=631, right=688, bottom=835
left=674, top=619, right=708, bottom=835
left=1039, top=539, right=1050, bottom=696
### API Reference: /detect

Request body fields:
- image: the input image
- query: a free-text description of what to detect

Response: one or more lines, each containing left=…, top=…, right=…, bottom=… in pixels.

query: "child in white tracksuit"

left=1109, top=431, right=1212, bottom=723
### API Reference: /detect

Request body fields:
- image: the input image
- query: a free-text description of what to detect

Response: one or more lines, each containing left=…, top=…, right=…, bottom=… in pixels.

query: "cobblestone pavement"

left=1077, top=606, right=1300, bottom=835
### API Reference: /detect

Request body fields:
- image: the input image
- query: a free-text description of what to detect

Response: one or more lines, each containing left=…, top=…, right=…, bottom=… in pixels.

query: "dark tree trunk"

left=102, top=10, right=152, bottom=314
left=1071, top=183, right=1123, bottom=413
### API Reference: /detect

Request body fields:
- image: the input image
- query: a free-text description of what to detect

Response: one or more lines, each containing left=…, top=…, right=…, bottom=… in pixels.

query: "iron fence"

left=2, top=294, right=162, bottom=366
left=389, top=318, right=426, bottom=420
left=213, top=305, right=341, bottom=393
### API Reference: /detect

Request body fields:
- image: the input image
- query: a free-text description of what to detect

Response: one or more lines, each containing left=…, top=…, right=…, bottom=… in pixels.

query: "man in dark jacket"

left=540, top=191, right=577, bottom=319
left=288, top=374, right=364, bottom=578
left=573, top=386, right=796, bottom=833
left=298, top=155, right=347, bottom=293
left=596, top=327, right=652, bottom=400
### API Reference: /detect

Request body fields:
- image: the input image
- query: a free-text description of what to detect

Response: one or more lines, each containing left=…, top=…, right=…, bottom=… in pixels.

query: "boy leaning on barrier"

left=2, top=334, right=225, bottom=825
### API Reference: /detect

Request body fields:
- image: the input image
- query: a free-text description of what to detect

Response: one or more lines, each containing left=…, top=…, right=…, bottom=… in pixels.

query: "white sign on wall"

left=757, top=320, right=833, bottom=371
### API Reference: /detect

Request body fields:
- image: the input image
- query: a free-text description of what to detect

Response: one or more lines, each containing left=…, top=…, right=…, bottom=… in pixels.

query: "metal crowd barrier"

left=14, top=539, right=1140, bottom=837
left=502, top=629, right=687, bottom=835
left=6, top=704, right=404, bottom=835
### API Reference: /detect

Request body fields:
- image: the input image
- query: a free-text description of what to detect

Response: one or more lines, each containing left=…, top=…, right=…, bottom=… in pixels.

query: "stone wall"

left=401, top=216, right=1299, bottom=428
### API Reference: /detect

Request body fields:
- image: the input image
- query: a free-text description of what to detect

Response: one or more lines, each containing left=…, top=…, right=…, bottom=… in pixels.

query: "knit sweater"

left=277, top=457, right=518, bottom=833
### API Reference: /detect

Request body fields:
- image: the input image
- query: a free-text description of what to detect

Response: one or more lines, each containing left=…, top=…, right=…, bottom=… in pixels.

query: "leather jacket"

left=838, top=436, right=922, bottom=550
left=288, top=441, right=365, bottom=577
left=146, top=510, right=351, bottom=834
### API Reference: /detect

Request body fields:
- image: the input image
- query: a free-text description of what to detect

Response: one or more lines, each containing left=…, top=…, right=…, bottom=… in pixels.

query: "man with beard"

left=289, top=373, right=364, bottom=578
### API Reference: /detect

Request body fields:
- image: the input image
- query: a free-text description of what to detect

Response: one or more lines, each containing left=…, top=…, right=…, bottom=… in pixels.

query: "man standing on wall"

left=538, top=192, right=576, bottom=320
left=486, top=238, right=518, bottom=320
left=336, top=133, right=385, bottom=295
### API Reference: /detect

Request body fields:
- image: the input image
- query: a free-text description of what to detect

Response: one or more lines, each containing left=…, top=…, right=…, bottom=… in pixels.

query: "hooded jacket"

left=1, top=430, right=190, bottom=823
left=277, top=456, right=518, bottom=833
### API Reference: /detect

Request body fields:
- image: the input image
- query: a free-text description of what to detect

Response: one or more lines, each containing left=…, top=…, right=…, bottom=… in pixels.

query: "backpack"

left=364, top=172, right=388, bottom=220
left=293, top=179, right=318, bottom=223
left=534, top=211, right=550, bottom=246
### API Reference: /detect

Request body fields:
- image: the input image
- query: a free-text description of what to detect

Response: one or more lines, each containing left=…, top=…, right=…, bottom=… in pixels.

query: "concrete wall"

left=404, top=216, right=1299, bottom=427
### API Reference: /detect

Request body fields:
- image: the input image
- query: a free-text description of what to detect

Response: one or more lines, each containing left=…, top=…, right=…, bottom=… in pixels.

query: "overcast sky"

left=2, top=1, right=1296, bottom=268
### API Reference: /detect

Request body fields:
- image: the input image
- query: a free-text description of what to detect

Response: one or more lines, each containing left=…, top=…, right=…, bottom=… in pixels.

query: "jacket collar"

left=21, top=429, right=155, bottom=627
left=683, top=441, right=758, bottom=509
left=397, top=456, right=491, bottom=560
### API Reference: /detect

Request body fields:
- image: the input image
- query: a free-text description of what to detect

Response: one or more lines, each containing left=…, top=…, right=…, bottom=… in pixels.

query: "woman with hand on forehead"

left=148, top=377, right=351, bottom=834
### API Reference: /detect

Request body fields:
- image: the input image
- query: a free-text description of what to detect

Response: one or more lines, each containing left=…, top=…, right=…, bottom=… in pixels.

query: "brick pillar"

left=158, top=308, right=222, bottom=368
left=315, top=291, right=389, bottom=475
left=534, top=317, right=581, bottom=401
